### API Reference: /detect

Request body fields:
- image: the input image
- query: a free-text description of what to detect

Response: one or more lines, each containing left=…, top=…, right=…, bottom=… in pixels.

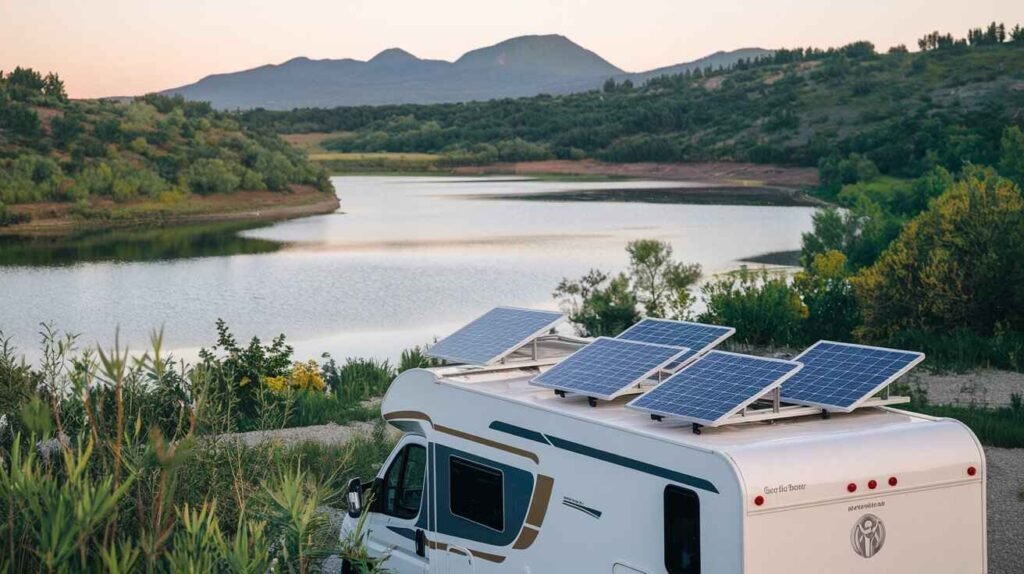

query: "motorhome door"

left=365, top=436, right=430, bottom=574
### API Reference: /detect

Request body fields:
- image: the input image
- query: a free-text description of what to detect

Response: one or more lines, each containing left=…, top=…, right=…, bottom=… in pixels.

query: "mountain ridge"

left=162, top=36, right=769, bottom=110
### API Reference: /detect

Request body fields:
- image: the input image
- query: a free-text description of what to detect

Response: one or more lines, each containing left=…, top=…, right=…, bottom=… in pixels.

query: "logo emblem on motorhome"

left=851, top=514, right=886, bottom=558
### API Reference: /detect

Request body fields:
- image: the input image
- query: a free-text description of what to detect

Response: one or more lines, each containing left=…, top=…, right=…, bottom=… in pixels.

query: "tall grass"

left=0, top=326, right=402, bottom=573
left=888, top=328, right=1024, bottom=373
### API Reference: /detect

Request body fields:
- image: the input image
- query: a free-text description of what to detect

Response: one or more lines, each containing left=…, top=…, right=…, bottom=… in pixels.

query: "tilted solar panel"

left=424, top=306, right=564, bottom=365
left=627, top=351, right=803, bottom=426
left=529, top=337, right=689, bottom=401
left=780, top=341, right=924, bottom=412
left=616, top=318, right=735, bottom=368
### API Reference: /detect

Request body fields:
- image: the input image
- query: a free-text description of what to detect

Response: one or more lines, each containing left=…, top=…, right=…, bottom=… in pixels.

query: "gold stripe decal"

left=525, top=474, right=554, bottom=528
left=511, top=526, right=539, bottom=550
left=434, top=424, right=540, bottom=464
left=383, top=410, right=432, bottom=424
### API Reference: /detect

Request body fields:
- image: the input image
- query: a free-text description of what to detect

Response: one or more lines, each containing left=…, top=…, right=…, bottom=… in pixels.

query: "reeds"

left=0, top=326, right=397, bottom=573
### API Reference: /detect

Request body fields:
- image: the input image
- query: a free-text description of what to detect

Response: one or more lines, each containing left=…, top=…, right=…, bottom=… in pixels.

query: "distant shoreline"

left=1, top=185, right=340, bottom=238
left=311, top=158, right=825, bottom=207
left=450, top=159, right=820, bottom=189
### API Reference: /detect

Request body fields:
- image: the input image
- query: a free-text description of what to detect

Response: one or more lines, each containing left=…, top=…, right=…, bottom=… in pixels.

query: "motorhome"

left=340, top=308, right=986, bottom=574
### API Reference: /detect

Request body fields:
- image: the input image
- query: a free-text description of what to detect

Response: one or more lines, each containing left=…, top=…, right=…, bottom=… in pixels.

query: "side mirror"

left=346, top=478, right=364, bottom=518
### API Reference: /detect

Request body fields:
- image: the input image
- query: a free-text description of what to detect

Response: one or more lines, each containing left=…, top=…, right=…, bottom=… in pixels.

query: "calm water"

left=0, top=176, right=816, bottom=363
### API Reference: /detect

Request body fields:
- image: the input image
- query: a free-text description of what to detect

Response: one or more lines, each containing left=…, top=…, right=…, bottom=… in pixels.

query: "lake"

left=0, top=176, right=817, bottom=363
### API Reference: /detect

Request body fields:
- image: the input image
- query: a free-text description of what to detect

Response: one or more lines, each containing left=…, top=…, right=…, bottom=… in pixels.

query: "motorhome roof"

left=429, top=362, right=940, bottom=453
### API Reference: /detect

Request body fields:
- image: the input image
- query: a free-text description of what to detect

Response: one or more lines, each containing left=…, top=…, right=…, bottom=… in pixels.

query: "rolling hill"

left=240, top=40, right=1024, bottom=187
left=0, top=68, right=334, bottom=232
left=162, top=35, right=767, bottom=110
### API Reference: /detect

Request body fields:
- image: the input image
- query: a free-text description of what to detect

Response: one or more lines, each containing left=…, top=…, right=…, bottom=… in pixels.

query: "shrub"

left=321, top=357, right=395, bottom=403
left=187, top=159, right=241, bottom=195
left=399, top=345, right=441, bottom=372
left=554, top=270, right=640, bottom=337
left=555, top=239, right=700, bottom=336
left=267, top=360, right=327, bottom=393
left=698, top=267, right=808, bottom=346
left=853, top=167, right=1024, bottom=341
left=793, top=250, right=860, bottom=342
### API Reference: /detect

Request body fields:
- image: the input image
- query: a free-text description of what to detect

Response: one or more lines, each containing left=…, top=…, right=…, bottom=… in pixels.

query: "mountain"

left=162, top=36, right=765, bottom=110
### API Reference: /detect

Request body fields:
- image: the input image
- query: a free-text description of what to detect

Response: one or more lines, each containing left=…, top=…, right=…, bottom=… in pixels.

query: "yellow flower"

left=265, top=376, right=288, bottom=393
left=263, top=361, right=326, bottom=394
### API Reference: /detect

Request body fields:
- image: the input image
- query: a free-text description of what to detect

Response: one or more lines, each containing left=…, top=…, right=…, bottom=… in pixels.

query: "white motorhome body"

left=340, top=358, right=986, bottom=574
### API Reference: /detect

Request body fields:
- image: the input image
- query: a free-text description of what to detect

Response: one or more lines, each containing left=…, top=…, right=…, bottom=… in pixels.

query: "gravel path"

left=986, top=447, right=1024, bottom=574
left=913, top=370, right=1024, bottom=407
left=218, top=421, right=379, bottom=447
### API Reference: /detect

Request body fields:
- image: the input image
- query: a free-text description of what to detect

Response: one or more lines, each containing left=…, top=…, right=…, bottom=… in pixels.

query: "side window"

left=382, top=444, right=426, bottom=520
left=665, top=485, right=700, bottom=574
left=449, top=456, right=504, bottom=531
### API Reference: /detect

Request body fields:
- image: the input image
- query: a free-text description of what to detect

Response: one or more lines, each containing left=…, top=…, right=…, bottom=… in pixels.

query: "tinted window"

left=382, top=444, right=426, bottom=520
left=449, top=456, right=504, bottom=531
left=665, top=486, right=700, bottom=574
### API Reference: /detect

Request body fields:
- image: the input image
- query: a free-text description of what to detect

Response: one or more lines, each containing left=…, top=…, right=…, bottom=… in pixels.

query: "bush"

left=555, top=239, right=701, bottom=336
left=698, top=267, right=808, bottom=346
left=399, top=345, right=441, bottom=372
left=555, top=270, right=640, bottom=337
left=187, top=159, right=241, bottom=195
left=321, top=356, right=395, bottom=403
left=853, top=167, right=1024, bottom=341
left=793, top=250, right=860, bottom=342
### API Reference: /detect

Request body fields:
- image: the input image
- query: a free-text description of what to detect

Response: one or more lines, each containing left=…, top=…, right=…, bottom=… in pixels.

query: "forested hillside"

left=243, top=23, right=1024, bottom=185
left=0, top=68, right=330, bottom=227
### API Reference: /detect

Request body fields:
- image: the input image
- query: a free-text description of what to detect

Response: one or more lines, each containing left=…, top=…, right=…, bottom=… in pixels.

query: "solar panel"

left=616, top=318, right=735, bottom=367
left=530, top=337, right=689, bottom=401
left=627, top=351, right=803, bottom=426
left=780, top=341, right=924, bottom=412
left=425, top=307, right=564, bottom=365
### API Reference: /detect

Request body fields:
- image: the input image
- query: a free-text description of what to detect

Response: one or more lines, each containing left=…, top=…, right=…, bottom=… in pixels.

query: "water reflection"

left=0, top=176, right=818, bottom=363
left=0, top=221, right=283, bottom=267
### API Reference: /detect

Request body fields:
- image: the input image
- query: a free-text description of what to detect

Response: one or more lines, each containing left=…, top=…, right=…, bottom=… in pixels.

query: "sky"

left=2, top=0, right=1023, bottom=99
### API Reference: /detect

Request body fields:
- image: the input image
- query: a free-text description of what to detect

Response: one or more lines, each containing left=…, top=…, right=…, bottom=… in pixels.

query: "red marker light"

left=967, top=466, right=977, bottom=476
left=868, top=479, right=878, bottom=490
left=847, top=482, right=858, bottom=493
left=888, top=476, right=898, bottom=487
left=754, top=495, right=765, bottom=506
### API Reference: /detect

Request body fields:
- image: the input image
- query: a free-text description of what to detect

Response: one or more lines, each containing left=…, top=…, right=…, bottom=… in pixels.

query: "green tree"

left=1012, top=25, right=1024, bottom=43
left=793, top=250, right=859, bottom=342
left=698, top=267, right=808, bottom=346
left=42, top=72, right=67, bottom=101
left=187, top=159, right=241, bottom=195
left=999, top=125, right=1024, bottom=188
left=1, top=103, right=41, bottom=138
left=853, top=168, right=1024, bottom=341
left=800, top=199, right=901, bottom=271
left=554, top=269, right=640, bottom=337
left=50, top=113, right=84, bottom=148
left=626, top=239, right=702, bottom=319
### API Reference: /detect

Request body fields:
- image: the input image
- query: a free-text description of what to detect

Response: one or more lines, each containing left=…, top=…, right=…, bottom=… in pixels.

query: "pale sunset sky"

left=3, top=0, right=1023, bottom=99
